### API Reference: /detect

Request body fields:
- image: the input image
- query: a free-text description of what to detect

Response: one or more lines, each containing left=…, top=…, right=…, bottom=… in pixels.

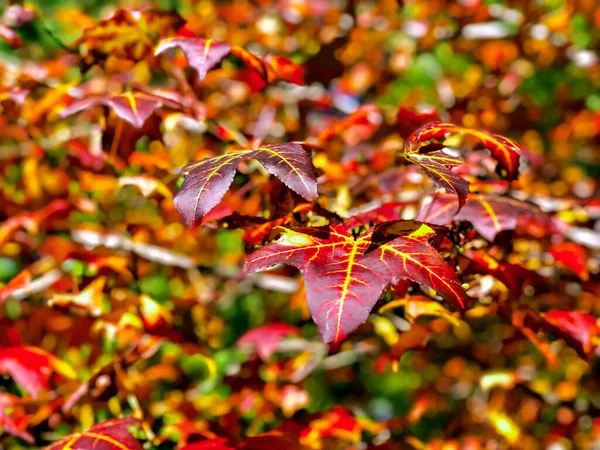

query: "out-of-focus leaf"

left=0, top=269, right=32, bottom=304
left=0, top=24, right=21, bottom=48
left=461, top=251, right=547, bottom=294
left=0, top=347, right=76, bottom=398
left=238, top=323, right=298, bottom=360
left=61, top=92, right=183, bottom=128
left=381, top=296, right=470, bottom=341
left=119, top=175, right=173, bottom=200
left=48, top=276, right=106, bottom=317
left=300, top=407, right=369, bottom=448
left=155, top=38, right=231, bottom=81
left=543, top=311, right=599, bottom=357
left=246, top=222, right=466, bottom=343
left=0, top=393, right=33, bottom=443
left=71, top=9, right=184, bottom=65
left=230, top=46, right=277, bottom=86
left=548, top=242, right=589, bottom=281
left=265, top=55, right=304, bottom=85
left=480, top=371, right=519, bottom=391
left=488, top=410, right=521, bottom=445
left=318, top=105, right=382, bottom=146
left=396, top=107, right=439, bottom=138
left=45, top=418, right=143, bottom=450
left=417, top=193, right=549, bottom=241
left=0, top=200, right=71, bottom=246
left=139, top=294, right=173, bottom=329
left=175, top=143, right=318, bottom=227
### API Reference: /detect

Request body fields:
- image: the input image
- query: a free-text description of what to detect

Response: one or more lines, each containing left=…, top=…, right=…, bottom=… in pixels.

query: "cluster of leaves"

left=0, top=0, right=599, bottom=448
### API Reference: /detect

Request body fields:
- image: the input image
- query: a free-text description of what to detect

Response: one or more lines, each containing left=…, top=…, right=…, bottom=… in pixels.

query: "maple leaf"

left=175, top=143, right=318, bottom=227
left=61, top=92, right=183, bottom=128
left=45, top=418, right=143, bottom=450
left=155, top=38, right=232, bottom=81
left=404, top=148, right=469, bottom=208
left=71, top=9, right=184, bottom=64
left=238, top=323, right=298, bottom=360
left=417, top=193, right=549, bottom=241
left=245, top=222, right=466, bottom=343
left=0, top=347, right=76, bottom=398
left=408, top=122, right=521, bottom=180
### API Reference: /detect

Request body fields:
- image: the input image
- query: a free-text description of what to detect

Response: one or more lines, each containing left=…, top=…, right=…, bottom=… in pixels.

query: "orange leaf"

left=0, top=347, right=76, bottom=398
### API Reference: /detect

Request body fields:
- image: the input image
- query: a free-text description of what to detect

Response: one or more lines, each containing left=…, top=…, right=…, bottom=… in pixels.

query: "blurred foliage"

left=0, top=0, right=599, bottom=449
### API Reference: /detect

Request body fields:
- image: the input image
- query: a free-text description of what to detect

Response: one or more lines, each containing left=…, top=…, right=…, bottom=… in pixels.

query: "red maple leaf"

left=245, top=221, right=466, bottom=343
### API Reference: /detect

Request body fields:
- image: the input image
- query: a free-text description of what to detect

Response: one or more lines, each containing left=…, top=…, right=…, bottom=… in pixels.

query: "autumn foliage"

left=0, top=1, right=599, bottom=449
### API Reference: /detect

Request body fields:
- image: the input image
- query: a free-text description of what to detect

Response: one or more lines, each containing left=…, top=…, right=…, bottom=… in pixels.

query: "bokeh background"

left=1, top=0, right=599, bottom=449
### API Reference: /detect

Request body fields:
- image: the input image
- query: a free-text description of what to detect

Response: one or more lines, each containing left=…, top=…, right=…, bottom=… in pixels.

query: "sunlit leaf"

left=488, top=410, right=521, bottom=445
left=404, top=149, right=469, bottom=208
left=246, top=222, right=466, bottom=343
left=119, top=175, right=173, bottom=200
left=155, top=38, right=232, bottom=81
left=45, top=418, right=142, bottom=450
left=408, top=122, right=521, bottom=180
left=380, top=296, right=471, bottom=341
left=175, top=143, right=318, bottom=227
